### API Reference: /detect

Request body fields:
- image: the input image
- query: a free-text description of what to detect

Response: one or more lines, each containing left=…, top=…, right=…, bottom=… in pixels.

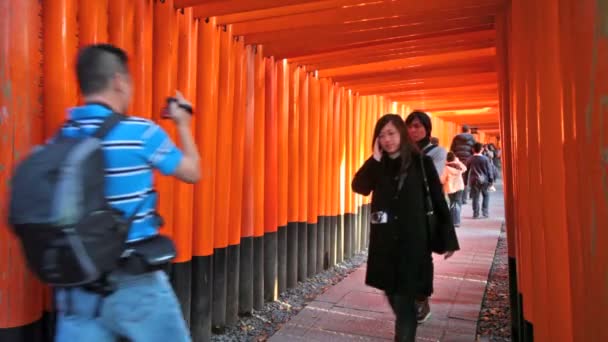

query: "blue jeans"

left=448, top=190, right=463, bottom=226
left=55, top=270, right=190, bottom=342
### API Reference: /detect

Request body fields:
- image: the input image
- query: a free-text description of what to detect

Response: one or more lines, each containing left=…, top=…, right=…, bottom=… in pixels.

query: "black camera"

left=161, top=97, right=193, bottom=119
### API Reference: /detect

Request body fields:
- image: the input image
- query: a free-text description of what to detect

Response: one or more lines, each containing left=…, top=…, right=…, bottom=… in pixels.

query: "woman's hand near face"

left=373, top=138, right=383, bottom=161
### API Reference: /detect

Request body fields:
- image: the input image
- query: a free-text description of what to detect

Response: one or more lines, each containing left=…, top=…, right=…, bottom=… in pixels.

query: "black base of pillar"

left=191, top=255, right=213, bottom=342
left=253, top=236, right=265, bottom=310
left=226, top=245, right=240, bottom=325
left=317, top=217, right=325, bottom=272
left=264, top=232, right=278, bottom=302
left=212, top=248, right=227, bottom=333
left=286, top=222, right=299, bottom=289
left=238, top=237, right=254, bottom=315
left=297, top=222, right=308, bottom=281
left=171, top=261, right=192, bottom=327
left=307, top=223, right=317, bottom=277
left=277, top=226, right=287, bottom=294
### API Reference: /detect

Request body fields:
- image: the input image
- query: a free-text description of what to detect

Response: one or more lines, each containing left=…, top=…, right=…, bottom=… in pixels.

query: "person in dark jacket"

left=352, top=114, right=460, bottom=342
left=465, top=143, right=495, bottom=218
left=450, top=125, right=476, bottom=203
left=404, top=111, right=448, bottom=324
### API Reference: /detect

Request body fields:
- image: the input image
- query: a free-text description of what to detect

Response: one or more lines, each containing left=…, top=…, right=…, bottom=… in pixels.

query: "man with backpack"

left=465, top=143, right=495, bottom=219
left=9, top=44, right=200, bottom=341
left=450, top=126, right=476, bottom=204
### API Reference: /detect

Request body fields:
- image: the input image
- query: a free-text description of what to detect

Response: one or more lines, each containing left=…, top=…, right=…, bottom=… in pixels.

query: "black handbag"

left=420, top=156, right=447, bottom=254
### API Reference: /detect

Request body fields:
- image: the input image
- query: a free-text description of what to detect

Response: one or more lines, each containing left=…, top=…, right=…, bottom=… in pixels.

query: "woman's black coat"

left=351, top=153, right=459, bottom=296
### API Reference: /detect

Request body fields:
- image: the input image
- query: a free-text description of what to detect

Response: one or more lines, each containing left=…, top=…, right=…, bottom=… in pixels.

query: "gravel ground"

left=211, top=251, right=369, bottom=342
left=477, top=225, right=512, bottom=341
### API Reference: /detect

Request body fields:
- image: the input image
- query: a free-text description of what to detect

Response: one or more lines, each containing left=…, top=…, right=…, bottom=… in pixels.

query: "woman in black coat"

left=351, top=114, right=460, bottom=342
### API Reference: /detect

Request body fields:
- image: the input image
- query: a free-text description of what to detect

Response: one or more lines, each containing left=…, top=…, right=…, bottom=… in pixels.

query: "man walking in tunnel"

left=51, top=44, right=201, bottom=342
left=466, top=143, right=495, bottom=219
left=450, top=125, right=476, bottom=204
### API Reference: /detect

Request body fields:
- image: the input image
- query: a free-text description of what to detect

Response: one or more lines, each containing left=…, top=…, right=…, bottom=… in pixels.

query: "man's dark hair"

left=405, top=111, right=432, bottom=137
left=430, top=137, right=439, bottom=145
left=473, top=142, right=484, bottom=153
left=462, top=125, right=471, bottom=133
left=76, top=44, right=129, bottom=96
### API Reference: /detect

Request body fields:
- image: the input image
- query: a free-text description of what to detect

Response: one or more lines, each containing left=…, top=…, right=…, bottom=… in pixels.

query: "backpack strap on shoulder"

left=422, top=143, right=438, bottom=155
left=93, top=113, right=127, bottom=139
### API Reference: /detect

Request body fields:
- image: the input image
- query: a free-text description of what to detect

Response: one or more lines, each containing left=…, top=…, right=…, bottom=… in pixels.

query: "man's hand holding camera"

left=165, top=91, right=193, bottom=127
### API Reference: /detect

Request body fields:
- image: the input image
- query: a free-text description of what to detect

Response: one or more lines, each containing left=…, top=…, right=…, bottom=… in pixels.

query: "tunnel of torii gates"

left=0, top=0, right=606, bottom=341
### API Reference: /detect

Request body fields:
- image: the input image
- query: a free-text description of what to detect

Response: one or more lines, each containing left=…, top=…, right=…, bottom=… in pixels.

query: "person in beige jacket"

left=441, top=152, right=467, bottom=227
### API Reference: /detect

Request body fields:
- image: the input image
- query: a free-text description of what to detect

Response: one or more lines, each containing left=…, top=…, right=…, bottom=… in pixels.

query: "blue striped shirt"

left=61, top=104, right=183, bottom=242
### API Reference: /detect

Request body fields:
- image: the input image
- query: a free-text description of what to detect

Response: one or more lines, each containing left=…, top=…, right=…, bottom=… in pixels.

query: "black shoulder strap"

left=420, top=155, right=435, bottom=214
left=93, top=113, right=126, bottom=139
left=422, top=144, right=438, bottom=155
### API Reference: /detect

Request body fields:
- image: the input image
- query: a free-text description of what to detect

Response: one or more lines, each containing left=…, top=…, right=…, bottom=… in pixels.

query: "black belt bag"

left=120, top=235, right=177, bottom=274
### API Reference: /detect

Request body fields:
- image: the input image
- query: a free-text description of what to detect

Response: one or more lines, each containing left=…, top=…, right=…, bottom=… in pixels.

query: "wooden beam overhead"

left=266, top=23, right=495, bottom=58
left=289, top=30, right=496, bottom=65
left=231, top=3, right=500, bottom=35
left=187, top=0, right=325, bottom=17
left=319, top=48, right=495, bottom=78
left=181, top=0, right=504, bottom=130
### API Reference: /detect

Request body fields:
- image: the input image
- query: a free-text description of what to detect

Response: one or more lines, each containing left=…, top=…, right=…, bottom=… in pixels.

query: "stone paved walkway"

left=270, top=184, right=505, bottom=342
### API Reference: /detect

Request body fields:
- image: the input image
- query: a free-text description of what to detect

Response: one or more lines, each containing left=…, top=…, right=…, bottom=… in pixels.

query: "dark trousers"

left=470, top=183, right=490, bottom=217
left=448, top=190, right=463, bottom=226
left=386, top=293, right=417, bottom=342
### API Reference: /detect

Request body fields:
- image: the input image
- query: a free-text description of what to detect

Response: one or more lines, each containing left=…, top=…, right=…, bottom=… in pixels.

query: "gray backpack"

left=8, top=113, right=135, bottom=286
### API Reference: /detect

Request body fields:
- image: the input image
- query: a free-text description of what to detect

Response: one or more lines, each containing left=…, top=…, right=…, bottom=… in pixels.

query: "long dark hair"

left=372, top=114, right=418, bottom=176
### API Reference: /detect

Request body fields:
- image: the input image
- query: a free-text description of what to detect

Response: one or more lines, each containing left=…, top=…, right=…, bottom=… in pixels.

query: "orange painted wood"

left=109, top=0, right=137, bottom=125
left=287, top=65, right=300, bottom=223
left=78, top=0, right=109, bottom=45
left=229, top=38, right=247, bottom=246
left=344, top=90, right=354, bottom=214
left=342, top=68, right=497, bottom=89
left=217, top=0, right=366, bottom=25
left=232, top=4, right=498, bottom=36
left=290, top=30, right=496, bottom=65
left=298, top=68, right=309, bottom=223
left=173, top=8, right=197, bottom=263
left=302, top=41, right=496, bottom=71
left=109, top=0, right=135, bottom=53
left=335, top=62, right=497, bottom=88
left=335, top=87, right=345, bottom=217
left=190, top=0, right=325, bottom=18
left=264, top=57, right=279, bottom=233
left=253, top=46, right=266, bottom=238
left=330, top=84, right=344, bottom=216
left=559, top=1, right=608, bottom=340
left=152, top=0, right=178, bottom=239
left=352, top=94, right=362, bottom=217
left=324, top=79, right=339, bottom=216
left=307, top=75, right=320, bottom=224
left=214, top=25, right=236, bottom=248
left=318, top=79, right=330, bottom=217
left=531, top=2, right=573, bottom=339
left=241, top=45, right=255, bottom=239
left=277, top=60, right=290, bottom=227
left=253, top=20, right=494, bottom=57
left=319, top=48, right=495, bottom=78
left=193, top=17, right=220, bottom=256
left=0, top=0, right=45, bottom=328
left=509, top=0, right=534, bottom=324
left=261, top=26, right=495, bottom=59
left=42, top=0, right=78, bottom=138
left=132, top=0, right=154, bottom=117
